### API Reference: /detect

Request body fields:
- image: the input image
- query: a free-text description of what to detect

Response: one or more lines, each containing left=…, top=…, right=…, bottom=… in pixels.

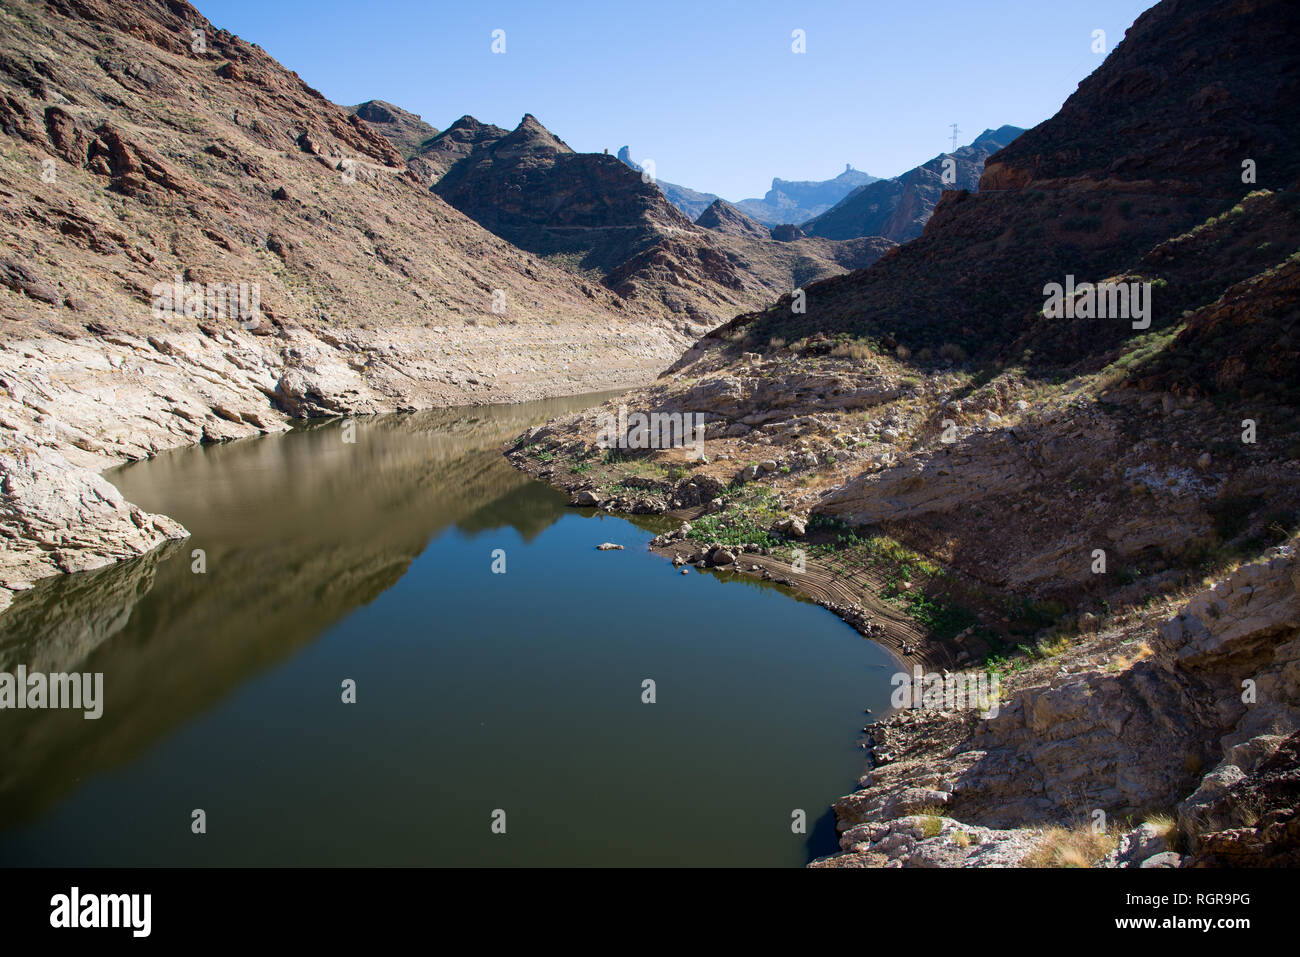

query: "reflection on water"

left=0, top=392, right=897, bottom=866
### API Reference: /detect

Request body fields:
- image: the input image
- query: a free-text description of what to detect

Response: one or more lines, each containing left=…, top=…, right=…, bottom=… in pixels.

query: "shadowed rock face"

left=812, top=539, right=1300, bottom=868
left=982, top=2, right=1300, bottom=192
left=613, top=147, right=726, bottom=221
left=0, top=394, right=599, bottom=826
left=431, top=114, right=694, bottom=273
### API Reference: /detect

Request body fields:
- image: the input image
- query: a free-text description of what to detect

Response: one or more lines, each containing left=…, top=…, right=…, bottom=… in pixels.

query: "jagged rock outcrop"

left=614, top=146, right=720, bottom=219
left=800, top=126, right=1024, bottom=243
left=802, top=126, right=1023, bottom=242
left=419, top=114, right=892, bottom=324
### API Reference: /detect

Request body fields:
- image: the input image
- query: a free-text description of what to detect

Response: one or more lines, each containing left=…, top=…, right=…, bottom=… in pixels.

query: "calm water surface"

left=0, top=393, right=897, bottom=866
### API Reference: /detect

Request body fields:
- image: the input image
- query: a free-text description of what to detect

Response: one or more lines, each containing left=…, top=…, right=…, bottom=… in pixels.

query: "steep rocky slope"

left=802, top=126, right=1023, bottom=242
left=0, top=0, right=692, bottom=611
left=507, top=0, right=1300, bottom=866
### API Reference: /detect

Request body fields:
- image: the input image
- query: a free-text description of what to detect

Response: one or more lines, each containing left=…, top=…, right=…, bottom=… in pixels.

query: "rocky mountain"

left=615, top=146, right=719, bottom=220
left=694, top=199, right=771, bottom=240
left=346, top=99, right=438, bottom=158
left=390, top=112, right=896, bottom=327
left=0, top=0, right=696, bottom=610
left=802, top=125, right=1024, bottom=242
left=406, top=114, right=510, bottom=185
left=734, top=165, right=880, bottom=225
left=509, top=0, right=1300, bottom=867
left=430, top=115, right=695, bottom=274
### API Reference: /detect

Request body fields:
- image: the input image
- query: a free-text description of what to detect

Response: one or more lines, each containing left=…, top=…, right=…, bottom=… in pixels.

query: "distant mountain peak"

left=801, top=125, right=1024, bottom=242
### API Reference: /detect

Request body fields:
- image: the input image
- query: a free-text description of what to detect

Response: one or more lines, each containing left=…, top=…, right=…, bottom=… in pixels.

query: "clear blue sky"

left=197, top=0, right=1157, bottom=200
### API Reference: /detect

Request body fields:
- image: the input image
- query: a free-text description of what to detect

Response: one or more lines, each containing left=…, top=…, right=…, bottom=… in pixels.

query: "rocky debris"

left=1157, top=541, right=1300, bottom=673
left=813, top=399, right=1240, bottom=597
left=1178, top=730, right=1300, bottom=866
left=596, top=542, right=624, bottom=551
left=773, top=516, right=806, bottom=538
left=811, top=815, right=1042, bottom=868
left=821, top=538, right=1300, bottom=867
left=708, top=547, right=736, bottom=567
left=1153, top=541, right=1300, bottom=865
left=1100, top=823, right=1176, bottom=867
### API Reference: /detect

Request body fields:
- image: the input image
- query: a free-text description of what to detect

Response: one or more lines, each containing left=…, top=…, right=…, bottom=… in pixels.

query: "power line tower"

left=949, top=123, right=962, bottom=152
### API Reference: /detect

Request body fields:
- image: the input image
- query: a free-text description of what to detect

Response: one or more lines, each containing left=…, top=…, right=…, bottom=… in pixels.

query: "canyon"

left=0, top=0, right=1297, bottom=869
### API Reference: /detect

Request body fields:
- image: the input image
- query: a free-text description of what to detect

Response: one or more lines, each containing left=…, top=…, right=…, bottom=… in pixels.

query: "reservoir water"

left=0, top=393, right=898, bottom=866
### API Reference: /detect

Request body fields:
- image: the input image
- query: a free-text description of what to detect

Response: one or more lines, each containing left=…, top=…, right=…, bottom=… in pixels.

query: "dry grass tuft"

left=1024, top=825, right=1117, bottom=868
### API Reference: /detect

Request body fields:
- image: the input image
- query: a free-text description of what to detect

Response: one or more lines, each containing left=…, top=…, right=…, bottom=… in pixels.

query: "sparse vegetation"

left=1024, top=825, right=1117, bottom=868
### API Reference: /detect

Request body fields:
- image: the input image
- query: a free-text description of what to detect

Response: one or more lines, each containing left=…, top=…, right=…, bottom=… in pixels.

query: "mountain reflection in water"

left=0, top=394, right=612, bottom=827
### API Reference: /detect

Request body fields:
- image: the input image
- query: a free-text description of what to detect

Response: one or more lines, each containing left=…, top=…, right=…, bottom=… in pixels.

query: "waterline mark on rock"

left=0, top=665, right=102, bottom=719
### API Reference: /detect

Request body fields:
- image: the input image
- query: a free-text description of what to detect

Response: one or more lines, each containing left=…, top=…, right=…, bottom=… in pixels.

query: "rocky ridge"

left=395, top=113, right=896, bottom=328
